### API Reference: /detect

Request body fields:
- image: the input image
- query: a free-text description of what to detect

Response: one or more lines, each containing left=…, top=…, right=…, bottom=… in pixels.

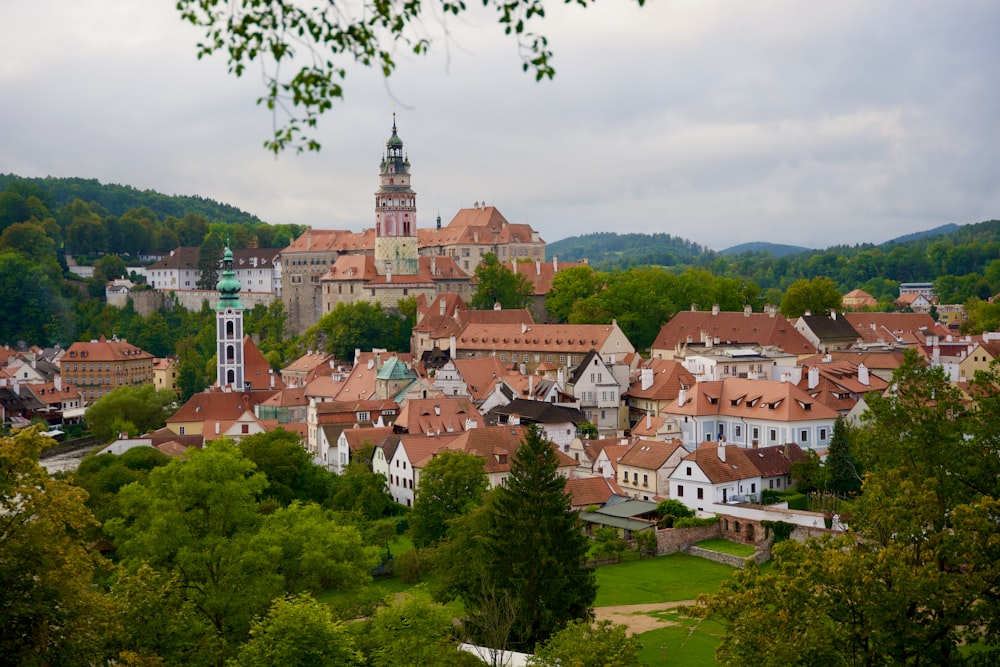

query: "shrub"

left=396, top=548, right=427, bottom=584
left=673, top=516, right=719, bottom=529
left=785, top=493, right=808, bottom=510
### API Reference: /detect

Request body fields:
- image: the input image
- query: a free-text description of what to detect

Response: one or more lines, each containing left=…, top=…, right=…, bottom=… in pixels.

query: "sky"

left=2, top=1, right=998, bottom=252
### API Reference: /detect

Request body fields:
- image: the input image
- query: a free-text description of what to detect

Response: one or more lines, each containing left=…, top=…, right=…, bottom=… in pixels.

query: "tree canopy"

left=408, top=449, right=488, bottom=548
left=84, top=384, right=178, bottom=443
left=470, top=253, right=535, bottom=311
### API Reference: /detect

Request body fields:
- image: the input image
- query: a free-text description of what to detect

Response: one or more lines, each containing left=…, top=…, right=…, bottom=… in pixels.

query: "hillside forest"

left=3, top=174, right=1000, bottom=378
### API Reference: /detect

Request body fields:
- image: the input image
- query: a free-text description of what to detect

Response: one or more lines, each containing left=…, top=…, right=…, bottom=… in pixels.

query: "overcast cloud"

left=1, top=1, right=997, bottom=251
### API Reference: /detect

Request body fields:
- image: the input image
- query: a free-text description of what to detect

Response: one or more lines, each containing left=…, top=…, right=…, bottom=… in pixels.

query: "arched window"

left=226, top=321, right=235, bottom=338
left=226, top=344, right=235, bottom=361
left=227, top=370, right=235, bottom=384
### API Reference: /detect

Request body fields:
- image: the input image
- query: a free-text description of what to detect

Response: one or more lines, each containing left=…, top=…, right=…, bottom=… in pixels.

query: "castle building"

left=319, top=119, right=473, bottom=314
left=374, top=115, right=419, bottom=277
left=281, top=119, right=544, bottom=335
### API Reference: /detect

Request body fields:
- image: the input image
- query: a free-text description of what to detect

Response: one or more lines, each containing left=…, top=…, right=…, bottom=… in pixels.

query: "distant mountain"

left=545, top=232, right=710, bottom=269
left=883, top=223, right=961, bottom=245
left=720, top=242, right=811, bottom=257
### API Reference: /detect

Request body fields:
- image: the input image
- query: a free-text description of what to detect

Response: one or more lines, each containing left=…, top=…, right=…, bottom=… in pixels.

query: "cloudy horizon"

left=2, top=1, right=997, bottom=251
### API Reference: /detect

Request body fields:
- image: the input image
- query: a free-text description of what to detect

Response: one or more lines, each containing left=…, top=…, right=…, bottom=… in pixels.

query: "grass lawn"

left=635, top=608, right=727, bottom=666
left=594, top=553, right=738, bottom=606
left=695, top=538, right=756, bottom=557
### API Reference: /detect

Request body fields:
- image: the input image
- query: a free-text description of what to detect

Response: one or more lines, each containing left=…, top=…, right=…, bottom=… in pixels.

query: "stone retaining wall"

left=655, top=523, right=721, bottom=554
left=683, top=545, right=762, bottom=569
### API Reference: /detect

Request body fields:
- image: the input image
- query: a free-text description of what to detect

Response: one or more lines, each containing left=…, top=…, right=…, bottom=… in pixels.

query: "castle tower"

left=374, top=114, right=419, bottom=276
left=216, top=244, right=246, bottom=391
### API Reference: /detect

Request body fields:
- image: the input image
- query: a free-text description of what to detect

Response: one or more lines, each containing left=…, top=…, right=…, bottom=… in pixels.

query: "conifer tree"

left=468, top=424, right=596, bottom=651
left=826, top=416, right=860, bottom=495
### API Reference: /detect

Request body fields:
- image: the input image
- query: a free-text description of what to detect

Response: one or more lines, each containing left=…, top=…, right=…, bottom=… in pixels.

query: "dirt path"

left=593, top=600, right=697, bottom=635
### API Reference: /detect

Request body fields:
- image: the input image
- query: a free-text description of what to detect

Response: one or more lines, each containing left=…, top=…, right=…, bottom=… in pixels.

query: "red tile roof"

left=652, top=310, right=816, bottom=356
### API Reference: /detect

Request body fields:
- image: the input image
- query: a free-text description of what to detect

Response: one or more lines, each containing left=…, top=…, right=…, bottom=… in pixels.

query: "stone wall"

left=683, top=545, right=765, bottom=569
left=655, top=522, right=721, bottom=555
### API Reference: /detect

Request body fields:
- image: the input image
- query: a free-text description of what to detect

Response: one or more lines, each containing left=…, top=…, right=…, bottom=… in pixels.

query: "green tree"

left=0, top=427, right=116, bottom=665
left=84, top=384, right=177, bottom=443
left=71, top=446, right=171, bottom=529
left=238, top=428, right=333, bottom=505
left=197, top=233, right=224, bottom=290
left=779, top=276, right=842, bottom=318
left=655, top=498, right=694, bottom=528
left=409, top=449, right=488, bottom=548
left=108, top=441, right=378, bottom=663
left=93, top=253, right=129, bottom=284
left=175, top=0, right=606, bottom=153
left=528, top=620, right=641, bottom=667
left=328, top=461, right=395, bottom=521
left=228, top=594, right=363, bottom=667
left=825, top=416, right=860, bottom=495
left=304, top=301, right=411, bottom=359
left=470, top=253, right=535, bottom=311
left=465, top=424, right=596, bottom=650
left=356, top=589, right=479, bottom=667
left=546, top=265, right=599, bottom=323
left=0, top=251, right=71, bottom=346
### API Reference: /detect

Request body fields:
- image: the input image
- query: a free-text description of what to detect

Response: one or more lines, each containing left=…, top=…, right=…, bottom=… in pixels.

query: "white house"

left=668, top=442, right=804, bottom=512
left=662, top=378, right=839, bottom=451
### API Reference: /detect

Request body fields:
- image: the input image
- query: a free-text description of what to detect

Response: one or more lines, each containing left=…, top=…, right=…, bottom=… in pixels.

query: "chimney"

left=804, top=309, right=811, bottom=317
left=494, top=301, right=502, bottom=311
left=509, top=413, right=520, bottom=425
left=440, top=297, right=446, bottom=316
left=808, top=366, right=819, bottom=390
left=553, top=256, right=558, bottom=272
left=783, top=443, right=791, bottom=459
left=431, top=255, right=437, bottom=275
left=712, top=304, right=720, bottom=316
left=830, top=309, right=837, bottom=320
left=512, top=258, right=517, bottom=274
left=535, top=259, right=541, bottom=275
left=521, top=322, right=528, bottom=334
left=718, top=441, right=726, bottom=462
left=54, top=374, right=62, bottom=391
left=858, top=363, right=870, bottom=386
left=744, top=304, right=752, bottom=317
left=215, top=421, right=221, bottom=435
left=528, top=374, right=534, bottom=396
left=640, top=368, right=653, bottom=391
left=450, top=335, right=457, bottom=359
left=434, top=404, right=441, bottom=416
left=646, top=411, right=652, bottom=430
left=677, top=387, right=687, bottom=406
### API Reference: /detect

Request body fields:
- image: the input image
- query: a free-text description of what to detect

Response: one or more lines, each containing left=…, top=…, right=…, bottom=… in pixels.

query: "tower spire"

left=216, top=242, right=246, bottom=390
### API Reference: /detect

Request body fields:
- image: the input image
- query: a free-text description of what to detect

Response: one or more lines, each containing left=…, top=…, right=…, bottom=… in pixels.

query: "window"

left=642, top=474, right=648, bottom=486
left=820, top=428, right=828, bottom=440
left=622, top=471, right=627, bottom=482
left=241, top=424, right=250, bottom=434
left=769, top=429, right=777, bottom=442
left=735, top=425, right=742, bottom=438
left=632, top=472, right=638, bottom=483
left=500, top=353, right=506, bottom=361
left=179, top=426, right=186, bottom=435
left=686, top=466, right=692, bottom=476
left=677, top=485, right=684, bottom=497
left=697, top=488, right=704, bottom=500
left=357, top=411, right=370, bottom=422
left=751, top=483, right=756, bottom=493
left=800, top=429, right=808, bottom=442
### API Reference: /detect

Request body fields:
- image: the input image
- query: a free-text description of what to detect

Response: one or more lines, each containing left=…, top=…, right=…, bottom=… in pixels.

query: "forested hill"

left=545, top=232, right=711, bottom=269
left=0, top=174, right=262, bottom=225
left=544, top=220, right=1000, bottom=306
